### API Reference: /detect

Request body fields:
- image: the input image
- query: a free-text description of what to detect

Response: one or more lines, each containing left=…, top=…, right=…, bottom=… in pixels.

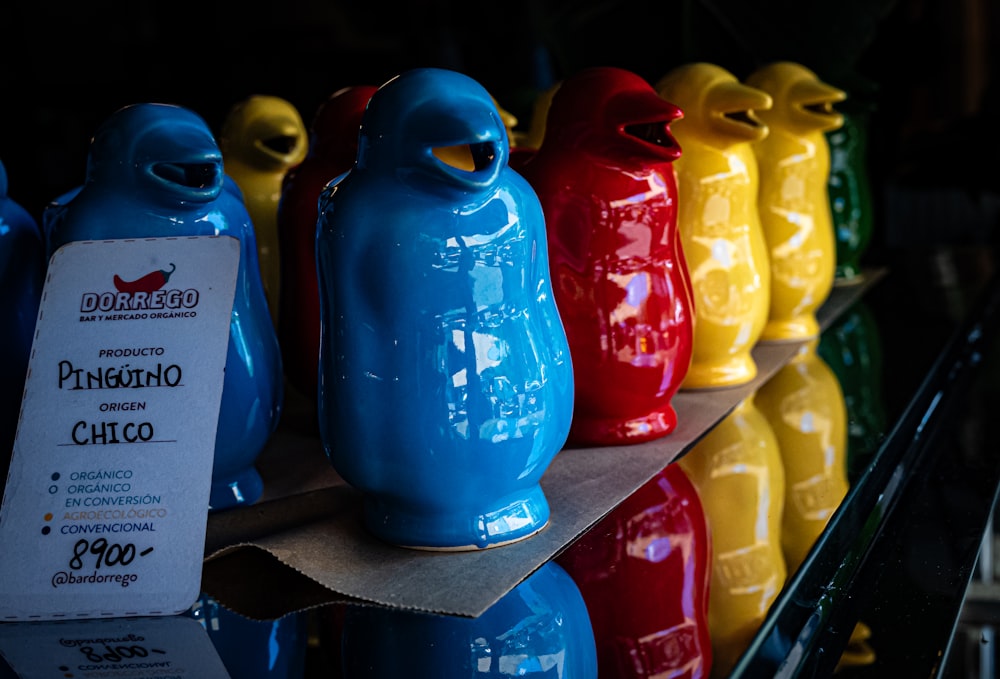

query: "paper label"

left=0, top=236, right=239, bottom=621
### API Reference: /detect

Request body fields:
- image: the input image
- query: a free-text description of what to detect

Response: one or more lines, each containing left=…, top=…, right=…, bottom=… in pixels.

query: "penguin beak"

left=789, top=79, right=846, bottom=132
left=153, top=161, right=221, bottom=190
left=612, top=92, right=684, bottom=162
left=706, top=81, right=773, bottom=142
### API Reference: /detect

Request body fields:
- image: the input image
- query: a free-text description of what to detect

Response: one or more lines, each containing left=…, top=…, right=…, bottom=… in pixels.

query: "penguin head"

left=309, top=85, right=378, bottom=165
left=355, top=68, right=509, bottom=198
left=745, top=62, right=845, bottom=136
left=543, top=66, right=683, bottom=165
left=655, top=62, right=772, bottom=147
left=513, top=82, right=561, bottom=152
left=86, top=103, right=224, bottom=208
left=219, top=94, right=308, bottom=172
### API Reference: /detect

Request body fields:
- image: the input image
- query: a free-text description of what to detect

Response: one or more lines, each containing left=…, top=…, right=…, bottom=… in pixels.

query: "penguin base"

left=759, top=316, right=820, bottom=343
left=209, top=466, right=265, bottom=512
left=681, top=354, right=758, bottom=390
left=834, top=266, right=867, bottom=287
left=362, top=485, right=551, bottom=551
left=567, top=404, right=678, bottom=447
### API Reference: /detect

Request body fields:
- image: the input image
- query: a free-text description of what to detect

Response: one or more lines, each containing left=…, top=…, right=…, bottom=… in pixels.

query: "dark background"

left=2, top=0, right=999, bottom=255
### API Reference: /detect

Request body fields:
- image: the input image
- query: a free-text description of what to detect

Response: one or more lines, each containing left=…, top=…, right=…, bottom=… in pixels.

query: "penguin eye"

left=468, top=142, right=497, bottom=170
left=153, top=162, right=219, bottom=189
left=433, top=142, right=497, bottom=172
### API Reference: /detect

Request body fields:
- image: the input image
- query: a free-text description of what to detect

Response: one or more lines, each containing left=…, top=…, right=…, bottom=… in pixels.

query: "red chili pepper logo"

left=113, top=263, right=176, bottom=294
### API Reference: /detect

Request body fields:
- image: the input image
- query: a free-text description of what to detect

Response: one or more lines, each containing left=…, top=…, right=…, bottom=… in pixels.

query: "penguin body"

left=519, top=66, right=693, bottom=446
left=277, top=85, right=377, bottom=405
left=220, top=94, right=308, bottom=324
left=316, top=68, right=573, bottom=549
left=0, top=159, right=45, bottom=466
left=746, top=62, right=845, bottom=342
left=656, top=63, right=773, bottom=389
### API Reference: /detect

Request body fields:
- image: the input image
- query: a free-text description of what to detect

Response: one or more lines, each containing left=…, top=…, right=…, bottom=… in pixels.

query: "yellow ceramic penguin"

left=745, top=62, right=845, bottom=342
left=220, top=94, right=308, bottom=325
left=512, top=82, right=561, bottom=152
left=655, top=63, right=773, bottom=389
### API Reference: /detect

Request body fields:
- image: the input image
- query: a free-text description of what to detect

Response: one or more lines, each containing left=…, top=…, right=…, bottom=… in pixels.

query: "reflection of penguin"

left=557, top=463, right=712, bottom=678
left=678, top=395, right=786, bottom=677
left=277, top=85, right=377, bottom=407
left=518, top=66, right=693, bottom=446
left=316, top=68, right=574, bottom=549
left=0, top=159, right=45, bottom=476
left=755, top=339, right=847, bottom=573
left=656, top=63, right=773, bottom=389
left=220, top=95, right=308, bottom=325
left=340, top=561, right=597, bottom=677
left=45, top=103, right=283, bottom=511
left=746, top=62, right=845, bottom=342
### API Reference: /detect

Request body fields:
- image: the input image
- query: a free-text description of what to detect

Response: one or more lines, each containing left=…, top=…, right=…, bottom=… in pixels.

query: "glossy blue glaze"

left=0, top=159, right=45, bottom=464
left=340, top=561, right=598, bottom=677
left=316, top=68, right=574, bottom=550
left=44, top=103, right=283, bottom=511
left=186, top=594, right=308, bottom=678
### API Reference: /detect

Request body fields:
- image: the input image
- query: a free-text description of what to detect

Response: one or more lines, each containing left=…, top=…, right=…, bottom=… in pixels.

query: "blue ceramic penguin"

left=44, top=103, right=283, bottom=511
left=339, top=561, right=598, bottom=677
left=186, top=593, right=308, bottom=677
left=316, top=68, right=574, bottom=550
left=0, top=159, right=45, bottom=468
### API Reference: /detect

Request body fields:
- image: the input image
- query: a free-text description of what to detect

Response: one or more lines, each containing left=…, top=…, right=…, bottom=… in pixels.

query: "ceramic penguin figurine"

left=0, top=159, right=45, bottom=470
left=655, top=63, right=773, bottom=390
left=557, top=462, right=713, bottom=678
left=826, top=77, right=877, bottom=286
left=678, top=394, right=787, bottom=677
left=745, top=62, right=845, bottom=342
left=315, top=68, right=574, bottom=550
left=45, top=103, right=284, bottom=511
left=512, top=82, right=560, bottom=152
left=509, top=81, right=561, bottom=171
left=518, top=66, right=694, bottom=447
left=339, top=561, right=598, bottom=678
left=219, top=94, right=308, bottom=325
left=276, top=85, right=377, bottom=407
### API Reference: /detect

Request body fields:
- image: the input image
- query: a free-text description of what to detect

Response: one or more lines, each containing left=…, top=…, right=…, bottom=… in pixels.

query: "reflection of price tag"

left=0, top=615, right=231, bottom=677
left=0, top=236, right=239, bottom=620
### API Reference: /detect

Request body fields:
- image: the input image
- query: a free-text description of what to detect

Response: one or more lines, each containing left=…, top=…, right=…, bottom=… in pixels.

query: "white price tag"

left=0, top=236, right=239, bottom=620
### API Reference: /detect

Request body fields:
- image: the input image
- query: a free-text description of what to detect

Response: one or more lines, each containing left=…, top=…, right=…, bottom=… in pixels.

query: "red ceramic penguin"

left=276, top=85, right=377, bottom=405
left=518, top=66, right=693, bottom=446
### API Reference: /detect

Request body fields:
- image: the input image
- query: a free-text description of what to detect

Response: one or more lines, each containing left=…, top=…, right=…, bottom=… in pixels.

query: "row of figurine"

left=0, top=61, right=874, bottom=549
left=4, top=295, right=882, bottom=679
